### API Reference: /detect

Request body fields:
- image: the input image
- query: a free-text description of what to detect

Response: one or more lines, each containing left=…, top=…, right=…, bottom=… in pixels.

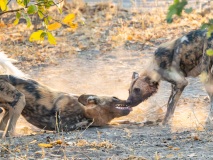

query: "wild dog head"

left=126, top=72, right=159, bottom=107
left=78, top=94, right=132, bottom=126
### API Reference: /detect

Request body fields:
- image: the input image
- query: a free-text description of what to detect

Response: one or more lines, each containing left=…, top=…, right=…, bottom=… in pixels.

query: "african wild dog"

left=0, top=52, right=132, bottom=138
left=126, top=29, right=213, bottom=125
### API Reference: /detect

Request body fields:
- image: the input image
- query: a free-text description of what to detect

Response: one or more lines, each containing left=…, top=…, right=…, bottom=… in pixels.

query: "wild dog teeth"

left=116, top=104, right=126, bottom=107
left=116, top=106, right=130, bottom=110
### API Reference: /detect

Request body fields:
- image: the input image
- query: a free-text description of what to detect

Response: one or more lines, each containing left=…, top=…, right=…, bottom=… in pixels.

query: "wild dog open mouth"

left=115, top=104, right=133, bottom=111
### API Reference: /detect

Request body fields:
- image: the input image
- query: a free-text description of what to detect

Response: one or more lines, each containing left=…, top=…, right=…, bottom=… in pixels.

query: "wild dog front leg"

left=0, top=80, right=26, bottom=138
left=163, top=83, right=187, bottom=125
left=208, top=95, right=213, bottom=122
left=0, top=105, right=15, bottom=130
left=204, top=74, right=213, bottom=123
left=0, top=108, right=9, bottom=130
left=159, top=69, right=188, bottom=125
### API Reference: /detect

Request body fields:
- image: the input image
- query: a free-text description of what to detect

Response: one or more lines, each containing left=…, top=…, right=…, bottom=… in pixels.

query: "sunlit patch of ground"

left=15, top=117, right=44, bottom=136
left=0, top=113, right=38, bottom=136
left=111, top=101, right=164, bottom=124
left=112, top=97, right=210, bottom=133
left=170, top=98, right=209, bottom=132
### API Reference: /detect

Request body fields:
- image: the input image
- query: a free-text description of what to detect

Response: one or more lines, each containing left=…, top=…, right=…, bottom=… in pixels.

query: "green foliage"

left=0, top=0, right=78, bottom=45
left=167, top=1, right=213, bottom=57
left=22, top=12, right=32, bottom=27
left=206, top=49, right=213, bottom=56
left=200, top=20, right=213, bottom=57
left=13, top=12, right=21, bottom=25
left=24, top=0, right=30, bottom=7
left=29, top=30, right=56, bottom=45
left=47, top=32, right=56, bottom=45
left=167, top=0, right=188, bottom=23
left=29, top=30, right=45, bottom=42
left=184, top=7, right=193, bottom=14
left=27, top=5, right=38, bottom=14
left=201, top=19, right=213, bottom=38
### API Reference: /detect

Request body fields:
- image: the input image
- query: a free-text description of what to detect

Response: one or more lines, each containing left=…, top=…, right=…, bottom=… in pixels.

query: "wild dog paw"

left=205, top=116, right=213, bottom=130
left=160, top=120, right=171, bottom=127
left=206, top=115, right=213, bottom=125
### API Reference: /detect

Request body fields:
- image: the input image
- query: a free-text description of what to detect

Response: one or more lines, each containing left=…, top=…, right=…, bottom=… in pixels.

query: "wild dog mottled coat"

left=0, top=51, right=131, bottom=138
left=127, top=29, right=213, bottom=124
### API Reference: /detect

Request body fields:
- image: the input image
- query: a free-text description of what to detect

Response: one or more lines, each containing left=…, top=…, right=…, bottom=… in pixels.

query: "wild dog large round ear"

left=87, top=96, right=99, bottom=104
left=132, top=72, right=139, bottom=80
left=78, top=94, right=98, bottom=105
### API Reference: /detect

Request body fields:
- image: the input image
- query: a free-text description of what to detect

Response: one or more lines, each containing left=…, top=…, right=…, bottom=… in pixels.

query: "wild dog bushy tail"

left=0, top=51, right=27, bottom=78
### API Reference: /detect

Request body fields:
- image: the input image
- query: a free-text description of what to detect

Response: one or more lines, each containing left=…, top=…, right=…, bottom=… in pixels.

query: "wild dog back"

left=154, top=29, right=212, bottom=77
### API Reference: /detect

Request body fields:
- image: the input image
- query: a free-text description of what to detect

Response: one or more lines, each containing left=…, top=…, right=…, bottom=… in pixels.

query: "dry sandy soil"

left=1, top=1, right=213, bottom=159
left=1, top=48, right=213, bottom=160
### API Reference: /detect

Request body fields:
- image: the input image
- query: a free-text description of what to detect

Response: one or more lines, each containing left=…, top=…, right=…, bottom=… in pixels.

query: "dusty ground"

left=1, top=1, right=213, bottom=159
left=1, top=50, right=213, bottom=160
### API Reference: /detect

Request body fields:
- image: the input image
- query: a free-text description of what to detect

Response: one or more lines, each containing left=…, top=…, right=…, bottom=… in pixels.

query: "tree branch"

left=0, top=8, right=24, bottom=16
left=0, top=0, right=64, bottom=16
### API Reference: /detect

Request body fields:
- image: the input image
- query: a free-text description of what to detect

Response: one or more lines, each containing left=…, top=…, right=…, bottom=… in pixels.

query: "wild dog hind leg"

left=158, top=69, right=188, bottom=125
left=203, top=34, right=213, bottom=123
left=0, top=80, right=26, bottom=138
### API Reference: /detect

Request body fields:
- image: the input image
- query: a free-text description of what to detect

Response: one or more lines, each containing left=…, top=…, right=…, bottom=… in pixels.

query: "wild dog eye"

left=134, top=88, right=141, bottom=93
left=112, top=97, right=119, bottom=101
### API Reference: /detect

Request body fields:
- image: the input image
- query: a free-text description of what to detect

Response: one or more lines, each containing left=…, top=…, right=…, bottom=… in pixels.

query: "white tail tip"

left=0, top=51, right=27, bottom=78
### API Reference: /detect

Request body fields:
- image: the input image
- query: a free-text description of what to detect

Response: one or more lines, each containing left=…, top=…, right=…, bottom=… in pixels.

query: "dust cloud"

left=15, top=49, right=211, bottom=134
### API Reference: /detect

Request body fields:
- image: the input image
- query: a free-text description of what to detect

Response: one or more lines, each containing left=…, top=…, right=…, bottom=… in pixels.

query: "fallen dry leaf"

left=38, top=143, right=53, bottom=148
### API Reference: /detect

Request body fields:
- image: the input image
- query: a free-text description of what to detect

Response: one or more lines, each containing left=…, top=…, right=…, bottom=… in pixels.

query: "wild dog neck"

left=140, top=75, right=159, bottom=100
left=84, top=107, right=114, bottom=126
